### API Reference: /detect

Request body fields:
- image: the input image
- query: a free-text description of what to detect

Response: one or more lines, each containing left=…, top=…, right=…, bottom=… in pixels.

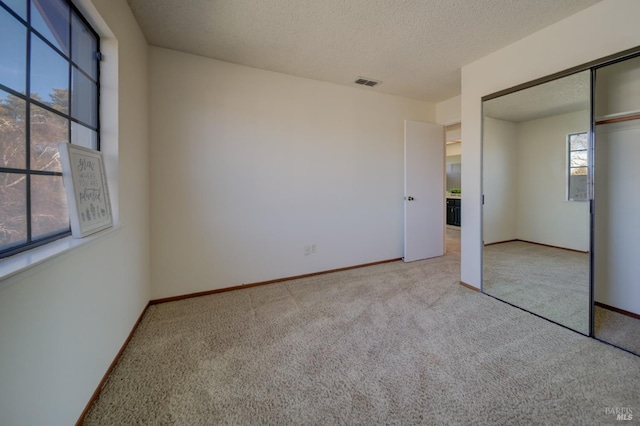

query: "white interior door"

left=404, top=120, right=445, bottom=262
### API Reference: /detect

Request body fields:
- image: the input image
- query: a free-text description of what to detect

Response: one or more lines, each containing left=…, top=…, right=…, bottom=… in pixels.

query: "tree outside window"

left=568, top=132, right=588, bottom=202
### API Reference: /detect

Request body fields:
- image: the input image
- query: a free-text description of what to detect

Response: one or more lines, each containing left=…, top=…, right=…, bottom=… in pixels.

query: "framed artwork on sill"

left=58, top=143, right=113, bottom=238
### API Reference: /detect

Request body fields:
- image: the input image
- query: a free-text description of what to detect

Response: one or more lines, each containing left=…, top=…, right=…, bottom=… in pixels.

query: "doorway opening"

left=445, top=122, right=462, bottom=254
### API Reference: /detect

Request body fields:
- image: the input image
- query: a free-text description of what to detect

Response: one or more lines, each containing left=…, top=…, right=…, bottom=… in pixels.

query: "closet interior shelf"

left=595, top=110, right=640, bottom=125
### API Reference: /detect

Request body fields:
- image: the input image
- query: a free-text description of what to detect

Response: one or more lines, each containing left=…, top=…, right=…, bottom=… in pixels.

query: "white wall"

left=595, top=54, right=640, bottom=118
left=0, top=1, right=150, bottom=425
left=482, top=117, right=518, bottom=244
left=437, top=95, right=461, bottom=125
left=446, top=154, right=461, bottom=165
left=440, top=98, right=462, bottom=164
left=461, top=0, right=640, bottom=288
left=483, top=111, right=591, bottom=250
left=515, top=110, right=590, bottom=251
left=445, top=123, right=461, bottom=143
left=149, top=47, right=435, bottom=299
left=446, top=143, right=461, bottom=157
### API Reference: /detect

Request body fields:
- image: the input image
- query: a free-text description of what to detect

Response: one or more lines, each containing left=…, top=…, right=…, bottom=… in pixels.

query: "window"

left=567, top=132, right=588, bottom=202
left=0, top=0, right=99, bottom=258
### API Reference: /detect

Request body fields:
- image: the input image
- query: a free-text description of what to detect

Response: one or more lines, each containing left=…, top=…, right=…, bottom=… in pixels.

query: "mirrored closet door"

left=480, top=48, right=640, bottom=355
left=482, top=71, right=592, bottom=335
left=593, top=54, right=640, bottom=355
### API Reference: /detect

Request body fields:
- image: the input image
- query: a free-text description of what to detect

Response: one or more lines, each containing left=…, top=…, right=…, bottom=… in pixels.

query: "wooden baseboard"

left=150, top=258, right=403, bottom=305
left=484, top=239, right=588, bottom=254
left=459, top=281, right=480, bottom=292
left=75, top=303, right=150, bottom=426
left=483, top=239, right=517, bottom=246
left=74, top=256, right=422, bottom=423
left=595, top=302, right=640, bottom=320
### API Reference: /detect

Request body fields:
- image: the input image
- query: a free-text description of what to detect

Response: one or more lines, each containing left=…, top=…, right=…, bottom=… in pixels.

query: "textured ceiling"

left=483, top=71, right=591, bottom=123
left=126, top=0, right=601, bottom=103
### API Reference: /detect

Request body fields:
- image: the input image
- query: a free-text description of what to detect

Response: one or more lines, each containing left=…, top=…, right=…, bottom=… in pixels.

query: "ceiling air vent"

left=354, top=77, right=381, bottom=87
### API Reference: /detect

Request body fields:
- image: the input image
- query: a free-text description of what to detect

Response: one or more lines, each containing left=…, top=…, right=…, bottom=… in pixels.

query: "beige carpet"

left=595, top=306, right=640, bottom=355
left=483, top=241, right=590, bottom=334
left=484, top=240, right=640, bottom=354
left=85, top=230, right=639, bottom=425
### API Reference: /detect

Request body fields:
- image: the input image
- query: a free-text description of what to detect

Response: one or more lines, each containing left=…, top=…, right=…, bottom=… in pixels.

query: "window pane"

left=570, top=166, right=588, bottom=176
left=71, top=121, right=97, bottom=149
left=31, top=35, right=69, bottom=112
left=2, top=0, right=27, bottom=19
left=71, top=11, right=97, bottom=80
left=569, top=174, right=588, bottom=201
left=570, top=133, right=588, bottom=151
left=31, top=104, right=68, bottom=172
left=71, top=67, right=97, bottom=127
left=0, top=90, right=26, bottom=168
left=31, top=174, right=68, bottom=238
left=0, top=6, right=27, bottom=93
left=0, top=172, right=27, bottom=248
left=30, top=0, right=69, bottom=55
left=570, top=150, right=588, bottom=168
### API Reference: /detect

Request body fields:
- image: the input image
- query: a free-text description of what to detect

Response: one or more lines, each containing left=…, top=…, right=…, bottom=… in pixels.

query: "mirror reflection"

left=482, top=71, right=591, bottom=334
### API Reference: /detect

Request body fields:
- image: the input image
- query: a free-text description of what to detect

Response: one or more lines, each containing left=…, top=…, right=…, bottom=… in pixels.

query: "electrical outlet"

left=304, top=245, right=311, bottom=256
left=311, top=244, right=317, bottom=254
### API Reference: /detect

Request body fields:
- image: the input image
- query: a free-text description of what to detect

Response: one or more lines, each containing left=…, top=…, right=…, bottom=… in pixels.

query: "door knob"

left=406, top=196, right=414, bottom=201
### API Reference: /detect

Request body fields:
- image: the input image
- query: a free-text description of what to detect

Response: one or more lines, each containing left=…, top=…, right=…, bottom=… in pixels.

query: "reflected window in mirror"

left=567, top=132, right=588, bottom=202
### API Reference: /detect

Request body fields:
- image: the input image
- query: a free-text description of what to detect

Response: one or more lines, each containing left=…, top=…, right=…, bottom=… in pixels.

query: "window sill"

left=0, top=224, right=123, bottom=290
